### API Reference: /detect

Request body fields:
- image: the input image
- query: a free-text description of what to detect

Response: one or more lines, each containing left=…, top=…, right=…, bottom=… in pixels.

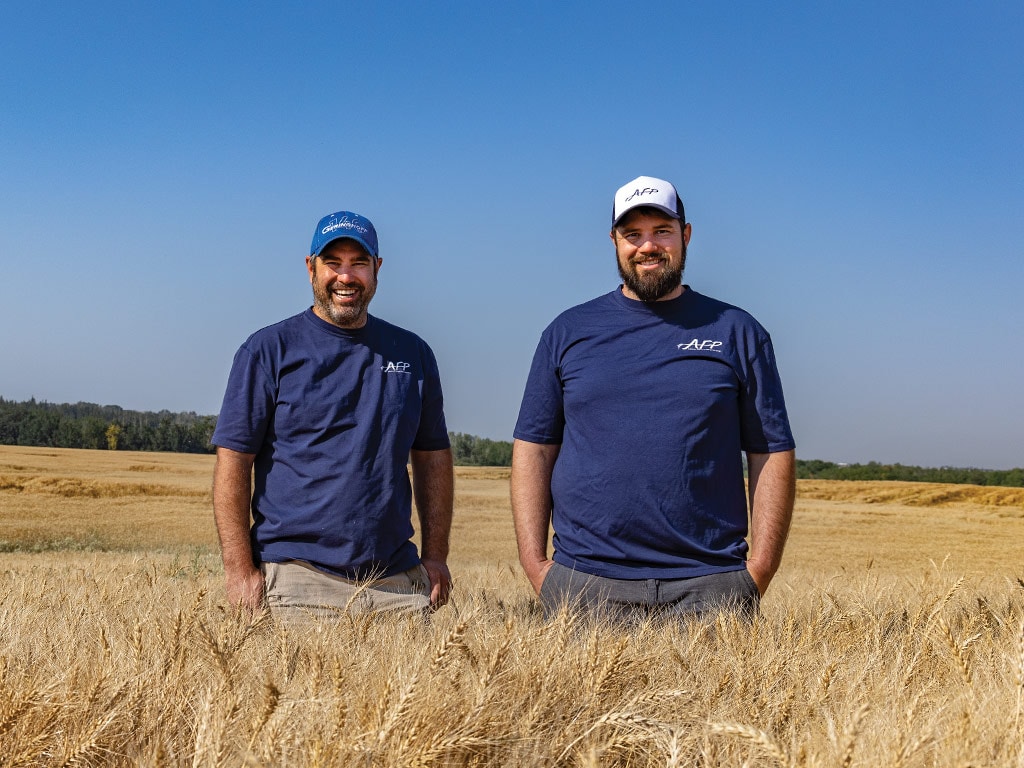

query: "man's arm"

left=510, top=439, right=560, bottom=595
left=745, top=449, right=796, bottom=596
left=212, top=446, right=264, bottom=611
left=410, top=447, right=454, bottom=609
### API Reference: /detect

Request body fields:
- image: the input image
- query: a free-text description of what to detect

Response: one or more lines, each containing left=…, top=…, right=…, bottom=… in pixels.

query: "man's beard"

left=312, top=276, right=375, bottom=328
left=618, top=247, right=685, bottom=302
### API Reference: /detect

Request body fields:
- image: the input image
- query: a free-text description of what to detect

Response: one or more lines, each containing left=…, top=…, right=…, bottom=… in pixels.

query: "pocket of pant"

left=261, top=562, right=275, bottom=591
left=412, top=564, right=431, bottom=596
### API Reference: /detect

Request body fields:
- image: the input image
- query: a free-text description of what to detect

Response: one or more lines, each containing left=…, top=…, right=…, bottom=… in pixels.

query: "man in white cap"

left=511, top=177, right=796, bottom=620
left=212, top=210, right=454, bottom=622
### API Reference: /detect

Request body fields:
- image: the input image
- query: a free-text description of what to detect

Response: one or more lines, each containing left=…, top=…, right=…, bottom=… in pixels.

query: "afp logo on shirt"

left=382, top=361, right=412, bottom=374
left=677, top=339, right=723, bottom=353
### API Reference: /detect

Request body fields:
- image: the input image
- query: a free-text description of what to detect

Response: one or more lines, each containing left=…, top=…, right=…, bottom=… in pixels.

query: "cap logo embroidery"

left=322, top=215, right=369, bottom=236
left=624, top=187, right=659, bottom=202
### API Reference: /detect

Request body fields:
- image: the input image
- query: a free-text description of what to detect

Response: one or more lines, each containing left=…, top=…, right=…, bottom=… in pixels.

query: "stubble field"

left=2, top=444, right=1024, bottom=766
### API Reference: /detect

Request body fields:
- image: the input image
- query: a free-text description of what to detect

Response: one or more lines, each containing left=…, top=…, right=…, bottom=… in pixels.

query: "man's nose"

left=637, top=236, right=658, bottom=252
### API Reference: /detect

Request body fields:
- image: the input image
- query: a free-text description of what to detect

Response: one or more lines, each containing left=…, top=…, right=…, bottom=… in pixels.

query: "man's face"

left=306, top=239, right=381, bottom=328
left=611, top=211, right=691, bottom=302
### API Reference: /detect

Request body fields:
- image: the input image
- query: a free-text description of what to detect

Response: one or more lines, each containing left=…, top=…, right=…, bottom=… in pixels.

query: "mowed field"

left=2, top=444, right=1024, bottom=766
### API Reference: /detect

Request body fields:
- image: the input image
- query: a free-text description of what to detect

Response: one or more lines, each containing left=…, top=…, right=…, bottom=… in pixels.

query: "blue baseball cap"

left=310, top=211, right=379, bottom=258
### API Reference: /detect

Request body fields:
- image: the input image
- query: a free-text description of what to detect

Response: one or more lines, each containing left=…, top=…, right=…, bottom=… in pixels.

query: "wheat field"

left=2, top=445, right=1024, bottom=766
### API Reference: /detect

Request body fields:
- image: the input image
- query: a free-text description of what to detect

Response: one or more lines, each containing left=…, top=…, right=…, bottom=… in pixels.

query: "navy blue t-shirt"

left=514, top=288, right=795, bottom=580
left=212, top=309, right=449, bottom=578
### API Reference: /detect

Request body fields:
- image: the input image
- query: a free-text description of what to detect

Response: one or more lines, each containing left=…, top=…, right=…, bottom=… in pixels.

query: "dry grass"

left=0, top=446, right=215, bottom=552
left=2, top=445, right=1024, bottom=766
left=797, top=478, right=1024, bottom=509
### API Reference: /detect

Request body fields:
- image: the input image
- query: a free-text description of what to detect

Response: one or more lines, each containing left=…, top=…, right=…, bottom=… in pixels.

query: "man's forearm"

left=411, top=447, right=454, bottom=609
left=510, top=439, right=560, bottom=582
left=746, top=449, right=796, bottom=590
left=410, top=448, right=454, bottom=561
left=212, top=447, right=264, bottom=610
left=212, top=448, right=257, bottom=575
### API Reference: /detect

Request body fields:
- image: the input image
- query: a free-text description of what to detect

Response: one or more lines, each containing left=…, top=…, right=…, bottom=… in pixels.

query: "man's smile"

left=634, top=254, right=667, bottom=270
left=331, top=285, right=361, bottom=300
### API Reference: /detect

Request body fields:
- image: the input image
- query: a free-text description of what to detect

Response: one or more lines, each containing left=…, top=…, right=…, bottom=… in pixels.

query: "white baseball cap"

left=612, top=176, right=685, bottom=225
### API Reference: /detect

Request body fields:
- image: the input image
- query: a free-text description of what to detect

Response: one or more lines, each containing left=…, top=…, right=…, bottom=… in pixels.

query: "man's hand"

left=225, top=566, right=266, bottom=613
left=522, top=557, right=555, bottom=596
left=421, top=558, right=452, bottom=609
left=744, top=558, right=771, bottom=597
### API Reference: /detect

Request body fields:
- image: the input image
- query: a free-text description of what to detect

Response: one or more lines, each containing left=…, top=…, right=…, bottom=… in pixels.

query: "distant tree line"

left=0, top=398, right=516, bottom=465
left=0, top=398, right=217, bottom=454
left=448, top=431, right=513, bottom=467
left=2, top=398, right=1020, bottom=484
left=795, top=459, right=1024, bottom=488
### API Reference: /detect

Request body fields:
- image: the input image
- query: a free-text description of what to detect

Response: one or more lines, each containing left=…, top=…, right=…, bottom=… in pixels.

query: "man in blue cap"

left=512, top=176, right=796, bottom=620
left=212, top=210, right=453, bottom=621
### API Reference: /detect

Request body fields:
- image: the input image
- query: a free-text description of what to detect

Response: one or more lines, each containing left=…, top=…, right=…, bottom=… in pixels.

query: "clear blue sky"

left=2, top=2, right=1021, bottom=469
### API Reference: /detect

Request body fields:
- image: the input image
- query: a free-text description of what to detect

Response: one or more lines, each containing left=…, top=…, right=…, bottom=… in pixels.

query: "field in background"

left=3, top=445, right=1024, bottom=766
left=4, top=445, right=1023, bottom=579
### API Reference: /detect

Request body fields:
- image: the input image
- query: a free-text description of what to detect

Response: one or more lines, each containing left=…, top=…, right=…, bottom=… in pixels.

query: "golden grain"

left=708, top=721, right=789, bottom=766
left=3, top=445, right=1024, bottom=765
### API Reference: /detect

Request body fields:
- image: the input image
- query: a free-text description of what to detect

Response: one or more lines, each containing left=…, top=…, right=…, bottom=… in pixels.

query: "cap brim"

left=313, top=234, right=377, bottom=258
left=612, top=203, right=681, bottom=226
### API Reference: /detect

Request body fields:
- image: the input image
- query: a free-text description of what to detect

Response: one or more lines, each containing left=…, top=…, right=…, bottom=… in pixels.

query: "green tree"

left=80, top=417, right=107, bottom=450
left=106, top=423, right=121, bottom=451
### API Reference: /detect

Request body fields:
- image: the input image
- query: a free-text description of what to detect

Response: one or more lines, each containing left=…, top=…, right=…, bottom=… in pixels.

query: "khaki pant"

left=262, top=560, right=431, bottom=622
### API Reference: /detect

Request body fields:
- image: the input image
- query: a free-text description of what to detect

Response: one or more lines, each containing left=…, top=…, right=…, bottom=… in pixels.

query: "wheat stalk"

left=0, top=697, right=32, bottom=739
left=248, top=677, right=281, bottom=747
left=190, top=686, right=216, bottom=768
left=939, top=617, right=974, bottom=688
left=891, top=732, right=934, bottom=768
left=555, top=709, right=667, bottom=764
left=818, top=660, right=840, bottom=698
left=431, top=616, right=470, bottom=669
left=623, top=687, right=691, bottom=711
left=56, top=706, right=121, bottom=768
left=198, top=621, right=235, bottom=691
left=839, top=702, right=869, bottom=768
left=709, top=721, right=789, bottom=767
left=924, top=576, right=965, bottom=630
left=589, top=635, right=630, bottom=699
left=375, top=670, right=419, bottom=746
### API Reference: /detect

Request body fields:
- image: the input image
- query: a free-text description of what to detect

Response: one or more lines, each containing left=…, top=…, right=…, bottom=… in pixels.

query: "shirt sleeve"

left=210, top=344, right=275, bottom=454
left=411, top=341, right=450, bottom=451
left=513, top=335, right=565, bottom=445
left=739, top=335, right=796, bottom=454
